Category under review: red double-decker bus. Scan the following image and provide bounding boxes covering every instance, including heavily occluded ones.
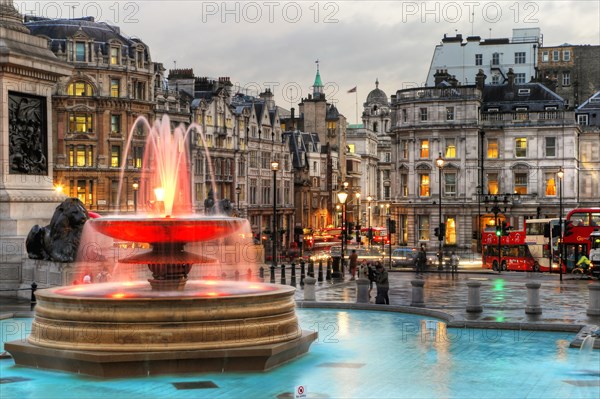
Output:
[482,225,539,272]
[562,208,600,272]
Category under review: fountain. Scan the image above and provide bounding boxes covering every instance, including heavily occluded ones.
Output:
[5,116,317,377]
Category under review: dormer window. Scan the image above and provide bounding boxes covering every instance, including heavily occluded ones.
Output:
[75,42,86,62]
[518,89,531,95]
[110,47,120,65]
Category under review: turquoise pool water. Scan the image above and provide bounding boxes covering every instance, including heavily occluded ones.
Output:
[1,309,599,399]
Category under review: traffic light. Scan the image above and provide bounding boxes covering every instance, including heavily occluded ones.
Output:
[551,224,561,238]
[389,219,397,234]
[367,228,373,240]
[501,221,511,236]
[439,222,446,238]
[495,226,502,237]
[434,227,440,237]
[564,220,574,237]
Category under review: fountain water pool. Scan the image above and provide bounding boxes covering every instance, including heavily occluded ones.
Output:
[2,309,599,399]
[5,116,317,375]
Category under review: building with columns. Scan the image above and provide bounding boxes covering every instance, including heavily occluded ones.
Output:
[389,69,585,253]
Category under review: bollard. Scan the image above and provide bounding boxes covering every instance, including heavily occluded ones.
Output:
[300,260,306,287]
[525,282,542,314]
[308,261,315,278]
[290,262,297,287]
[304,276,317,301]
[466,280,483,313]
[234,270,240,281]
[356,277,370,303]
[270,264,276,283]
[280,264,287,285]
[221,272,227,280]
[317,260,324,282]
[30,282,38,311]
[246,268,252,281]
[259,266,265,280]
[325,259,332,281]
[587,282,600,316]
[410,280,425,307]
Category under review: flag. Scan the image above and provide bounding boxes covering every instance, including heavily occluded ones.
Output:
[347,87,357,93]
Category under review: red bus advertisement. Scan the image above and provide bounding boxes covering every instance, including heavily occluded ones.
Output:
[562,208,600,272]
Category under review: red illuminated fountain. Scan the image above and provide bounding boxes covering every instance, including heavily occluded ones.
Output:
[6,116,317,377]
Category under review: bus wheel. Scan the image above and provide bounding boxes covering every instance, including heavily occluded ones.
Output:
[533,262,540,272]
[492,261,499,271]
[501,261,507,271]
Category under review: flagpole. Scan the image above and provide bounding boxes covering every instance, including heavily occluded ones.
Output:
[355,89,358,125]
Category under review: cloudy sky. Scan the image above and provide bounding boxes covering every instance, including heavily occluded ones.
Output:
[17,0,600,123]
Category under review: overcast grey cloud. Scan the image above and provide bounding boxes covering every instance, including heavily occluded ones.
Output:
[17,0,600,123]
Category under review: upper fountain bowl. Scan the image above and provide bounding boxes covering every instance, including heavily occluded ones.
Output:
[89,216,246,244]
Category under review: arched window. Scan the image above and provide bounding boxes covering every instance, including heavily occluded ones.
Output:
[68,81,93,96]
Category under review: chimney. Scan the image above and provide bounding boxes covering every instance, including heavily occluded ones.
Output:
[434,69,450,86]
[290,107,295,130]
[449,75,458,87]
[507,68,515,90]
[475,69,486,91]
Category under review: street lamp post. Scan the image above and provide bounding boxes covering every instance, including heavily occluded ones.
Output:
[132,179,139,214]
[367,195,373,246]
[557,167,564,282]
[235,185,241,213]
[271,161,279,281]
[336,188,348,279]
[355,192,361,243]
[435,153,445,271]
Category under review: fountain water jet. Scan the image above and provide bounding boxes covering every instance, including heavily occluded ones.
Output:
[6,116,317,376]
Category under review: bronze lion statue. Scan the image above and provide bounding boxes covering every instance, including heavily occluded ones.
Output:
[26,198,89,262]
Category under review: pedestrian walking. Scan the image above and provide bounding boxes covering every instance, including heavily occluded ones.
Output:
[375,262,389,305]
[415,246,427,274]
[450,251,460,273]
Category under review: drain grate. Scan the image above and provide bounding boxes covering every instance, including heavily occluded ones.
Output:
[1,377,32,384]
[172,381,219,390]
[317,362,365,369]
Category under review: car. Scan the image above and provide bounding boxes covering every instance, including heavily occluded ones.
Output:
[381,247,418,268]
[330,245,384,263]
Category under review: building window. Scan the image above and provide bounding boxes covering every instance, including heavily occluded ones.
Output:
[110,145,121,168]
[69,113,93,133]
[446,107,454,121]
[133,146,143,169]
[110,79,120,97]
[76,145,86,167]
[577,114,589,126]
[444,173,456,195]
[515,73,526,84]
[75,42,86,62]
[552,50,560,61]
[111,115,121,134]
[491,75,500,85]
[418,215,430,241]
[487,138,499,159]
[514,172,528,194]
[515,138,527,157]
[545,137,556,157]
[492,53,500,65]
[261,151,271,169]
[514,52,526,64]
[420,108,428,121]
[542,51,549,62]
[562,71,571,86]
[261,179,271,205]
[445,138,456,158]
[249,179,257,205]
[445,216,457,245]
[400,174,408,197]
[249,151,258,168]
[401,140,409,159]
[110,47,119,65]
[475,54,482,66]
[68,81,93,96]
[545,173,557,196]
[487,172,499,195]
[76,180,86,204]
[402,109,407,122]
[563,50,571,61]
[419,140,429,158]
[419,174,430,197]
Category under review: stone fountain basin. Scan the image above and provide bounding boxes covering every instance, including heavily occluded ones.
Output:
[88,216,246,243]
